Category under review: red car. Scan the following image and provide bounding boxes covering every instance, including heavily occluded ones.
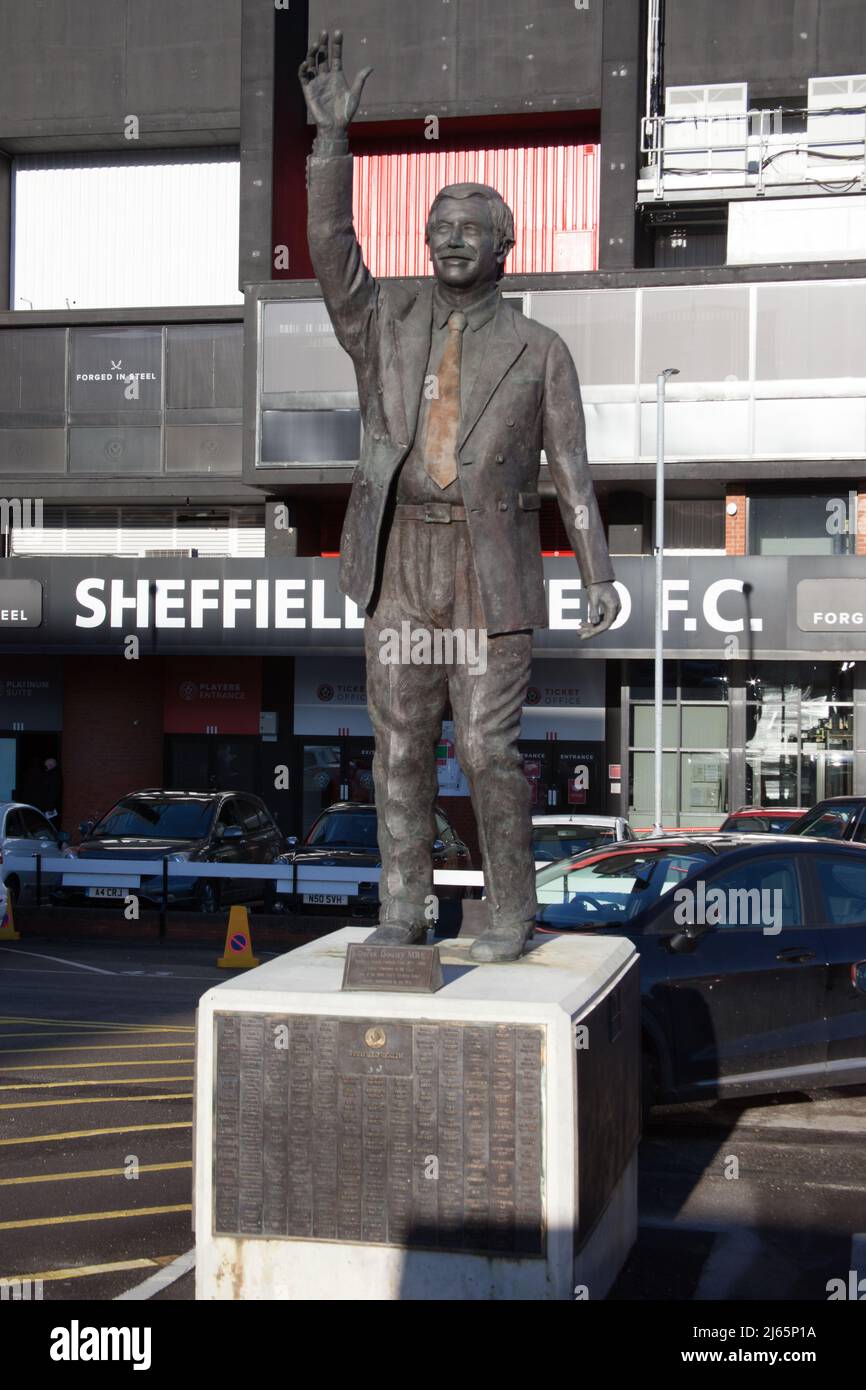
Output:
[718,806,806,834]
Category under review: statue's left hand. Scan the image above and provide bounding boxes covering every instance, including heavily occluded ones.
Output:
[580,581,620,640]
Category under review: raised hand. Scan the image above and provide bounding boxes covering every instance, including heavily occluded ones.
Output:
[298,29,373,134]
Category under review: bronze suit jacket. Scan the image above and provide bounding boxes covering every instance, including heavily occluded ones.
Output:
[306,153,616,635]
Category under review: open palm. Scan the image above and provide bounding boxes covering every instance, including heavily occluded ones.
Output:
[299,29,372,132]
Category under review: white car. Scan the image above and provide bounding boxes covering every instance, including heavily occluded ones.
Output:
[530,814,633,865]
[0,802,66,905]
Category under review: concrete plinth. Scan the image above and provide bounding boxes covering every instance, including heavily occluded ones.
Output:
[194,927,639,1300]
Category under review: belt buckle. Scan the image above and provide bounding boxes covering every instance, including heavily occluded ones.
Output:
[423,502,450,523]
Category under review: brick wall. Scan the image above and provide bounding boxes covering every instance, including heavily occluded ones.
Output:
[62,657,165,840]
[725,493,747,555]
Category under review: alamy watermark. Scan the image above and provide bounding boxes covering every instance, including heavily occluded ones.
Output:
[673,880,783,935]
[378,622,488,674]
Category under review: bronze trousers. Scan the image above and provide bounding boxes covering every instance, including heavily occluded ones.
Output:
[364,512,536,932]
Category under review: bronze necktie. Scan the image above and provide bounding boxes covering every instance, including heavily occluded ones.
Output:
[424,310,467,490]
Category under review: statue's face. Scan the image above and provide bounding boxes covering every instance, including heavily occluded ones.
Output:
[427,194,503,290]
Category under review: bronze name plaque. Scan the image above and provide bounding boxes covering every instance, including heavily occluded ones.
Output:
[341,943,444,994]
[213,1012,544,1256]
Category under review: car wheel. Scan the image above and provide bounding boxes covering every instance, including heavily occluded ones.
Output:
[641,1045,660,1129]
[196,880,220,915]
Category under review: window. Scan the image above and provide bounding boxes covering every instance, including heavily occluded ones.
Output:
[794,807,857,841]
[815,856,866,924]
[746,661,854,806]
[628,661,730,829]
[701,858,802,930]
[20,808,58,841]
[750,495,854,557]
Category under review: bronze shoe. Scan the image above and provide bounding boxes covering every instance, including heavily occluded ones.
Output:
[469,919,534,963]
[364,921,428,946]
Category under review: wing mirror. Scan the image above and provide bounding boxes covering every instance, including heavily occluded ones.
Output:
[286,835,299,848]
[79,820,94,836]
[433,838,445,852]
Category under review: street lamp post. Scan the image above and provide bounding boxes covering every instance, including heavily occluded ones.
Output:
[653,367,680,836]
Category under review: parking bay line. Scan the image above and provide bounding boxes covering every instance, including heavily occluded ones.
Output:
[0,1204,192,1232]
[0,1016,193,1032]
[1,1255,181,1288]
[0,1121,192,1146]
[0,1060,195,1072]
[0,1076,194,1091]
[0,1093,193,1111]
[0,948,115,975]
[0,1042,195,1055]
[0,1161,192,1186]
[115,1247,196,1301]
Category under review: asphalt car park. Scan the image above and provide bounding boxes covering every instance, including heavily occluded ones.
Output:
[0,933,864,1303]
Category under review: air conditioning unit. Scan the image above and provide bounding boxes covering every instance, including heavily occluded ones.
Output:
[664,83,748,183]
[807,74,866,171]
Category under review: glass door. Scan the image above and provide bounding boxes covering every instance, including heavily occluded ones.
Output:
[301,743,343,836]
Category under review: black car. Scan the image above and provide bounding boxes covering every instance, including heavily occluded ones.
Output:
[534,834,866,1113]
[277,801,473,931]
[786,796,866,844]
[58,789,286,912]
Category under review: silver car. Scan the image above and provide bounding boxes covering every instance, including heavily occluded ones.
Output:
[530,813,633,865]
[0,802,66,904]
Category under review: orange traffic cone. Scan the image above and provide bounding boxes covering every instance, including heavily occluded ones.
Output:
[217,905,259,969]
[0,894,20,941]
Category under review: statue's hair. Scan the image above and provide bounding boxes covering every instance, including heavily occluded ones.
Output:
[425,183,516,279]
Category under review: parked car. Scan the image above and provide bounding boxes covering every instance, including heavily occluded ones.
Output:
[0,801,68,904]
[533,833,866,1113]
[719,806,807,834]
[276,801,473,930]
[57,789,286,912]
[786,796,866,843]
[530,813,632,864]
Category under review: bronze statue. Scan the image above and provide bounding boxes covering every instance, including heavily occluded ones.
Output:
[300,31,619,962]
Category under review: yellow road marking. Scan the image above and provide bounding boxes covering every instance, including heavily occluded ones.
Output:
[0,1076,194,1091]
[0,1161,192,1186]
[0,1121,192,1146]
[0,1093,193,1111]
[0,1016,193,1032]
[0,1042,195,1055]
[0,1204,192,1232]
[0,1060,194,1072]
[0,1030,188,1040]
[0,1255,180,1287]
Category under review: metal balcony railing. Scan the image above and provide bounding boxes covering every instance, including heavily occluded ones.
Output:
[639,104,866,200]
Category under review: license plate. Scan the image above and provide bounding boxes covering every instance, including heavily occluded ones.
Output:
[87,886,127,899]
[302,893,348,906]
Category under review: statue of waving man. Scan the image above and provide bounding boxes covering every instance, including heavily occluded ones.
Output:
[300,30,620,962]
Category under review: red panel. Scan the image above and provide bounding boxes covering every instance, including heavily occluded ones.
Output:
[352,142,599,278]
[164,658,262,736]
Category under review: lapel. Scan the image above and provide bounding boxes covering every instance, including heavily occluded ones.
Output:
[392,283,434,445]
[458,298,527,447]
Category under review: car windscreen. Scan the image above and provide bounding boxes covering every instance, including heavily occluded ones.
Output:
[531,826,614,861]
[91,799,216,840]
[305,811,379,849]
[790,807,857,839]
[536,846,716,929]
